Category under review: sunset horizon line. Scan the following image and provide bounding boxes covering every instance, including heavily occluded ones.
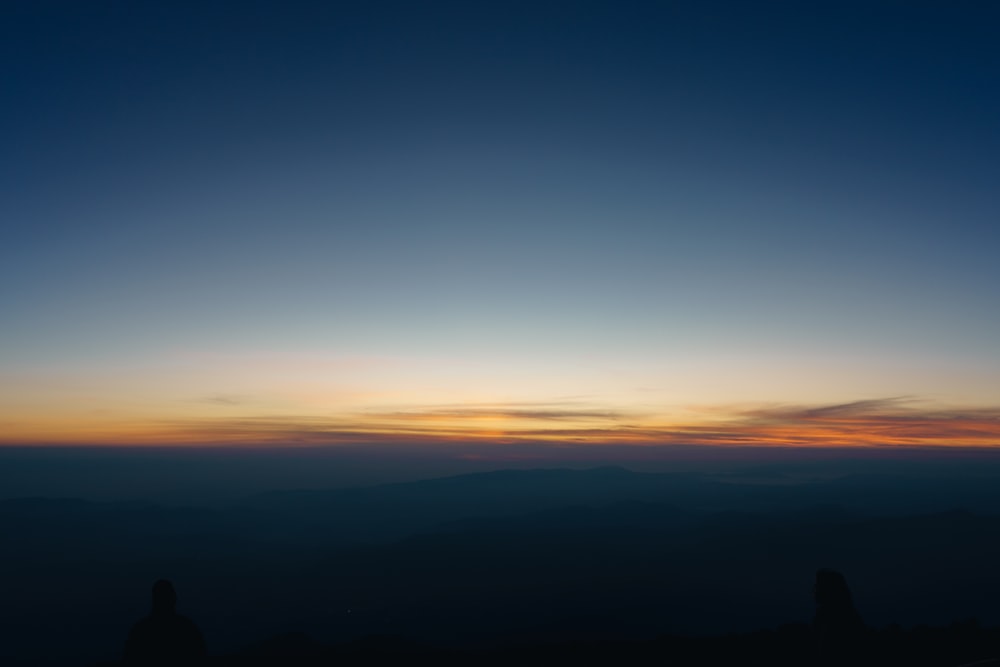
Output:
[6,395,999,450]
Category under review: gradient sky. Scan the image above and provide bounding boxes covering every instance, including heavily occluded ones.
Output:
[3,1,999,450]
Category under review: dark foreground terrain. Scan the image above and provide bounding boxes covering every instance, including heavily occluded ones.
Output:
[86,622,1000,667]
[3,465,1000,666]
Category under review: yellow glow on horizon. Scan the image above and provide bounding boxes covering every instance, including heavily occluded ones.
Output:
[4,397,1000,449]
[3,348,1000,449]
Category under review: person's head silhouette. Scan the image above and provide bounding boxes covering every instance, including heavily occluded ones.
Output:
[151,580,177,615]
[124,579,207,664]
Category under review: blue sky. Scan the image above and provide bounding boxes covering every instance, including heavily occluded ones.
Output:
[2,1,999,448]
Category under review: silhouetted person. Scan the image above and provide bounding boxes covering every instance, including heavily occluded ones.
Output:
[123,579,207,666]
[813,568,866,665]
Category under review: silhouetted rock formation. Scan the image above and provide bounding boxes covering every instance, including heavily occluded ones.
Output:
[813,568,866,665]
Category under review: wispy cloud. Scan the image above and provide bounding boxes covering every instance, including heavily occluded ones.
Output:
[672,398,1000,447]
[367,407,626,422]
[192,393,253,406]
[141,397,1000,449]
[744,397,916,420]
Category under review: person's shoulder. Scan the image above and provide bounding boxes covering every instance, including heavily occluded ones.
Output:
[172,613,202,631]
[127,615,155,636]
[171,613,208,653]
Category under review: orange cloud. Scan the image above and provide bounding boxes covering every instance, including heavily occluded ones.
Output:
[74,397,995,449]
[4,397,999,449]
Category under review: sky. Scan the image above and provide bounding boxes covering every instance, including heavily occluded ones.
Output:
[2,1,1000,452]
